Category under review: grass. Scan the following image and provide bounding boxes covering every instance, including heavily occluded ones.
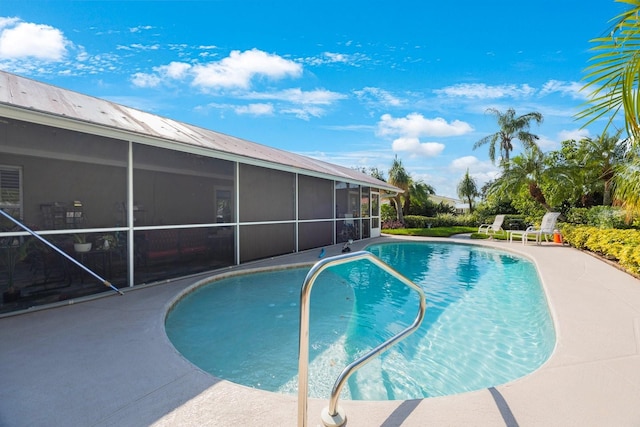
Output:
[382,226,477,237]
[382,227,536,242]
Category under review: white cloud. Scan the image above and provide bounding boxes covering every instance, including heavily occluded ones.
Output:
[540,80,586,99]
[304,51,369,66]
[280,106,326,120]
[129,25,153,33]
[0,17,20,28]
[377,113,473,138]
[245,88,346,105]
[130,72,162,88]
[191,48,302,89]
[392,137,444,157]
[354,87,404,107]
[195,88,344,120]
[448,156,500,191]
[235,103,274,116]
[536,135,559,151]
[450,156,498,176]
[557,128,590,142]
[435,83,535,99]
[0,20,68,61]
[131,61,191,87]
[129,43,160,51]
[324,52,349,63]
[451,156,481,171]
[158,61,192,79]
[131,49,305,91]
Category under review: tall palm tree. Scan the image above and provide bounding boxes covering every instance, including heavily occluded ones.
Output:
[457,169,479,213]
[473,108,543,167]
[388,155,410,223]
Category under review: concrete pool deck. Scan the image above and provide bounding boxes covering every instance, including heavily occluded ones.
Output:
[1,235,640,426]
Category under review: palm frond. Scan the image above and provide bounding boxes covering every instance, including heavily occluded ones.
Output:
[578,0,640,143]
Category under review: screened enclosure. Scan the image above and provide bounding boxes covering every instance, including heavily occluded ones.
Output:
[0,70,394,314]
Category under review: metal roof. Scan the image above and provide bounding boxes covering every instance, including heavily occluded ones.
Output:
[0,71,399,193]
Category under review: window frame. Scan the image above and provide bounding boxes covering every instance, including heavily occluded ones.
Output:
[0,165,23,220]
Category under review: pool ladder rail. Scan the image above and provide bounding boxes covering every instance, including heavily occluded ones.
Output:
[297,250,427,427]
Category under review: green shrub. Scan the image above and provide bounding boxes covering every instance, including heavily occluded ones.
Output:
[453,213,479,227]
[403,214,477,228]
[381,204,396,222]
[566,206,630,228]
[565,208,589,225]
[561,224,640,276]
[404,215,438,228]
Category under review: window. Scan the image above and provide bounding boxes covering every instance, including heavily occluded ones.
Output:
[0,165,22,219]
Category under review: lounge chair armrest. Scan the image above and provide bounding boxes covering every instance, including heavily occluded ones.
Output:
[478,224,491,233]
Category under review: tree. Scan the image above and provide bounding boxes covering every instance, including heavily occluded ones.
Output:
[579,0,640,141]
[578,0,640,215]
[457,169,479,213]
[613,155,640,220]
[488,148,554,211]
[387,156,436,221]
[544,139,597,207]
[579,130,626,206]
[473,108,543,167]
[404,179,435,215]
[388,155,410,223]
[368,167,387,182]
[354,166,387,182]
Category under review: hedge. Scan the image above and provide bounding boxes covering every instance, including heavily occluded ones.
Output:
[561,224,640,277]
[403,214,478,228]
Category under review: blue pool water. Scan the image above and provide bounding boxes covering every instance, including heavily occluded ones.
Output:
[165,242,555,400]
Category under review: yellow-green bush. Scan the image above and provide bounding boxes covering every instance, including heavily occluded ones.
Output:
[561,225,640,276]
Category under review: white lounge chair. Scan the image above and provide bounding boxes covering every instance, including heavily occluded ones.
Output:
[509,212,561,245]
[478,214,505,236]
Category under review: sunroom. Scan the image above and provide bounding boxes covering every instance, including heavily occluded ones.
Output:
[0,71,398,314]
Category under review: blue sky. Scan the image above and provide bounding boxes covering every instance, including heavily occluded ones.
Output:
[0,1,628,198]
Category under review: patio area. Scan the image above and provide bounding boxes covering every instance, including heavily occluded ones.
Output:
[1,235,639,426]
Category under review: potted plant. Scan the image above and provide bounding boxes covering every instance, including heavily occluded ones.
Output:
[97,234,116,250]
[73,234,92,253]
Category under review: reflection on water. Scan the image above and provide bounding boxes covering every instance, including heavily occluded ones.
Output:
[166,242,555,400]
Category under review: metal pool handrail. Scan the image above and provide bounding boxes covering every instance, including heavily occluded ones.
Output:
[297,250,426,427]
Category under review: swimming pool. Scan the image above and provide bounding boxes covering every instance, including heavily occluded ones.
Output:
[165,242,555,400]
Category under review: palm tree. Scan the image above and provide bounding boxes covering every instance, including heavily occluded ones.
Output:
[578,0,640,142]
[578,1,640,216]
[614,155,640,218]
[457,169,479,213]
[404,179,436,215]
[473,108,543,167]
[545,138,600,207]
[488,148,553,211]
[388,155,410,223]
[579,130,626,206]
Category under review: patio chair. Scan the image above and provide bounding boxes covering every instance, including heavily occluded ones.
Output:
[509,212,561,245]
[478,214,505,236]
